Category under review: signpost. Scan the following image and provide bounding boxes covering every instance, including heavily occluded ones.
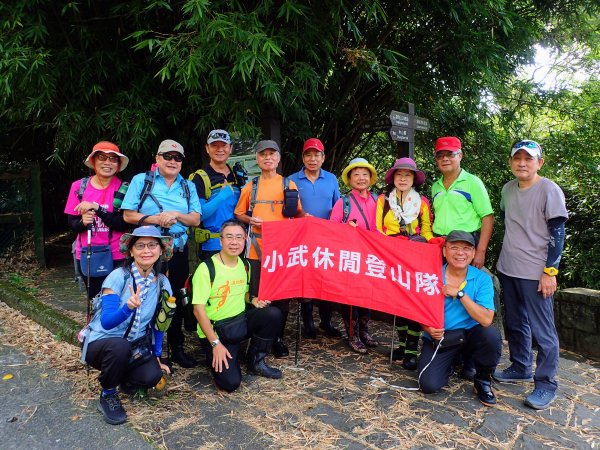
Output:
[388,103,429,159]
[359,102,430,158]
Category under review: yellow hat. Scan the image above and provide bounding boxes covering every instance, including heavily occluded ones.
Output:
[341,158,378,186]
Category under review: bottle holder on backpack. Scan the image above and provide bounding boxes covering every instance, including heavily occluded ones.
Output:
[282,188,299,218]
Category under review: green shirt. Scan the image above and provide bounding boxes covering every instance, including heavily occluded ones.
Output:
[191,255,248,338]
[431,169,493,235]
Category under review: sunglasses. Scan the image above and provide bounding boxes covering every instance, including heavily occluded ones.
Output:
[209,132,230,141]
[434,151,460,160]
[161,153,184,162]
[95,153,120,163]
[512,140,542,152]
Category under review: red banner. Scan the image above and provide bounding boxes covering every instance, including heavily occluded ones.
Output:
[258,217,444,328]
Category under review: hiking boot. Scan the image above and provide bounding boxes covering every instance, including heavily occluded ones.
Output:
[358,317,379,347]
[460,366,476,381]
[170,346,197,368]
[473,378,497,407]
[391,347,405,361]
[493,365,533,383]
[318,304,342,337]
[247,336,283,379]
[402,355,418,371]
[524,388,557,410]
[98,392,127,425]
[301,302,317,339]
[344,317,367,354]
[348,335,368,354]
[272,337,289,358]
[319,321,342,338]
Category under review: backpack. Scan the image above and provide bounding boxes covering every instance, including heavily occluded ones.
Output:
[76,176,124,205]
[249,176,298,218]
[137,170,191,213]
[189,163,246,200]
[341,192,378,224]
[184,256,251,307]
[188,165,244,244]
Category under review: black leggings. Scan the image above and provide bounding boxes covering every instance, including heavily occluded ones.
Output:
[86,337,163,390]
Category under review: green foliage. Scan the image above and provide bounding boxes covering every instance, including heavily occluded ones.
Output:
[0,0,598,287]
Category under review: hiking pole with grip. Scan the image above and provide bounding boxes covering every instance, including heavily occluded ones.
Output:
[86,223,92,322]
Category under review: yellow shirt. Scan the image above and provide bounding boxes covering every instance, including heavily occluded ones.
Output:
[375,194,433,240]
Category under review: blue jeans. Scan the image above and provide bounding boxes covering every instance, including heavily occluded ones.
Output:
[500,273,559,392]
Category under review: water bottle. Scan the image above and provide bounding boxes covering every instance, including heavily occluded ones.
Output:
[113,182,130,209]
[154,290,177,332]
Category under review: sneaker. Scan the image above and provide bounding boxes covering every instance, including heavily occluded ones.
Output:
[97,392,127,425]
[493,365,533,382]
[524,388,557,410]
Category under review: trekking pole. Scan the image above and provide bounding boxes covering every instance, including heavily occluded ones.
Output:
[245,226,253,259]
[295,300,301,365]
[389,315,396,366]
[86,224,92,322]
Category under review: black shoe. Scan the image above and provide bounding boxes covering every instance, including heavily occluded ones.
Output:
[98,392,127,425]
[170,346,197,368]
[302,324,317,339]
[474,378,497,407]
[460,366,476,381]
[119,382,137,396]
[402,355,418,371]
[248,355,283,379]
[272,338,289,358]
[319,321,342,338]
[391,347,405,361]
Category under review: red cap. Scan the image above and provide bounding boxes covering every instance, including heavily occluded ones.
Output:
[302,138,324,153]
[434,136,462,153]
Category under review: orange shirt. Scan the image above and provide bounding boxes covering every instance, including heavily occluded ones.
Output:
[234,174,303,259]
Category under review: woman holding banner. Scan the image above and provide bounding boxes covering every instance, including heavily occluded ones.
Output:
[376,158,443,369]
[330,158,380,354]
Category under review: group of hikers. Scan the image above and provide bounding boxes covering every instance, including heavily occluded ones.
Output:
[64,131,567,425]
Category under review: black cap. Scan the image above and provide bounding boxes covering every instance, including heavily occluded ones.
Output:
[445,230,476,247]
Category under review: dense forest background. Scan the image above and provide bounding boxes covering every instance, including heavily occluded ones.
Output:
[1,1,598,288]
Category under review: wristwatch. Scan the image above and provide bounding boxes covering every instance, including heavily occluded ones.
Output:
[543,267,559,276]
[210,339,221,348]
[456,290,465,300]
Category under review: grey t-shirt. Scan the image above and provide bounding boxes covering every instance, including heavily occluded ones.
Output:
[497,177,568,280]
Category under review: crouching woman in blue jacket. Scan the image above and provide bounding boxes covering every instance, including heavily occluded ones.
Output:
[82,226,174,425]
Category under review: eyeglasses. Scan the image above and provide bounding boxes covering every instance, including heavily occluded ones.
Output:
[160,153,184,162]
[133,242,160,250]
[209,132,230,142]
[435,151,461,160]
[446,245,474,253]
[222,234,245,242]
[95,153,120,163]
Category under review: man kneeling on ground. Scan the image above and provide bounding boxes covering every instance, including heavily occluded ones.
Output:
[418,230,502,406]
[192,220,282,392]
